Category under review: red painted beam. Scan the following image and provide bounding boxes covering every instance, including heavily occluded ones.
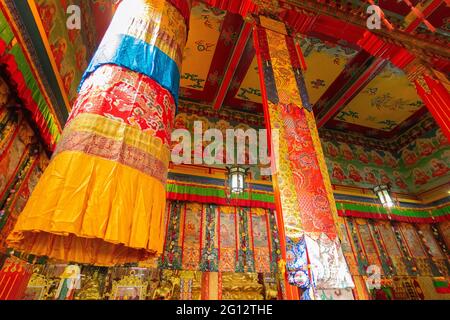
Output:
[295,41,307,71]
[357,31,415,69]
[201,0,257,17]
[213,22,252,110]
[404,0,442,33]
[414,75,450,141]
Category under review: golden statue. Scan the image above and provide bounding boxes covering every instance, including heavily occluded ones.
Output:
[221,273,264,300]
[264,285,279,300]
[152,270,181,300]
[277,259,286,277]
[75,271,102,300]
[152,279,174,300]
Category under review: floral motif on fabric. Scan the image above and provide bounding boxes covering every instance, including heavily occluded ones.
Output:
[200,205,219,272]
[236,208,255,273]
[160,203,183,269]
[286,236,311,289]
[69,65,175,146]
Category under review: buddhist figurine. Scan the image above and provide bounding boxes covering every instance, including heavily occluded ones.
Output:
[55,265,81,300]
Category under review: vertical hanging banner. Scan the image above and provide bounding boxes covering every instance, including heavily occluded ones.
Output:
[254,20,353,296]
[7,0,191,265]
[252,208,271,273]
[200,205,219,272]
[334,216,359,276]
[267,209,281,274]
[236,207,256,273]
[219,206,237,272]
[356,219,382,272]
[400,223,432,275]
[182,202,202,270]
[160,202,183,269]
[375,221,407,275]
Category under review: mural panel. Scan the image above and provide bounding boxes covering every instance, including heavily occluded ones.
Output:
[35,0,96,104]
[399,127,450,194]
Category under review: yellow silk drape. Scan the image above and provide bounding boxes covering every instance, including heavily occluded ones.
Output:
[7,0,190,265]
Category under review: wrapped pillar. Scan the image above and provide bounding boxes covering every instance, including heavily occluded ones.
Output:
[254,19,354,299]
[7,0,191,266]
[408,67,450,141]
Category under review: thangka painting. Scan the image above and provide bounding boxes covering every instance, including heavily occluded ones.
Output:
[219,207,237,272]
[399,223,433,276]
[251,212,271,273]
[399,223,427,258]
[161,201,279,274]
[354,220,381,273]
[182,203,202,271]
[416,224,444,259]
[439,221,450,249]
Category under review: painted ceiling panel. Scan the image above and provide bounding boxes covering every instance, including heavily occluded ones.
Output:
[334,63,424,131]
[17,0,441,142]
[300,37,357,105]
[234,56,261,104]
[222,34,262,113]
[180,2,226,91]
[179,2,243,105]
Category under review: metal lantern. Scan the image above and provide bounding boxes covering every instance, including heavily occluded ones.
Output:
[373,184,394,208]
[226,166,249,194]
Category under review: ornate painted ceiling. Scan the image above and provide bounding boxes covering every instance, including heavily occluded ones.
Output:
[175,2,440,139]
[328,62,427,137]
[2,0,448,145]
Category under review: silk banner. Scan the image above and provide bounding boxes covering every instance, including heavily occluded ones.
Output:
[7,0,191,265]
[254,24,353,294]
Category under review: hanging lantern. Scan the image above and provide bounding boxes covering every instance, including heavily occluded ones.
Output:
[373,184,394,208]
[226,166,249,195]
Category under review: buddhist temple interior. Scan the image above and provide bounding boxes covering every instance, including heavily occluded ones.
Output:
[0,0,449,301]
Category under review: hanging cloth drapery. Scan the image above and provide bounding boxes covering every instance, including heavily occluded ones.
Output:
[7,0,191,266]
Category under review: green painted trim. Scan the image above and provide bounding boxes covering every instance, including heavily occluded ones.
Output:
[166,183,275,203]
[12,0,68,123]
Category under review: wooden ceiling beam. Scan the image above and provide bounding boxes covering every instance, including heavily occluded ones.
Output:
[281,0,450,59]
[315,51,386,128]
[213,22,253,110]
[403,0,442,33]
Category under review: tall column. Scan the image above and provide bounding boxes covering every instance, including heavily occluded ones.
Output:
[7,0,191,266]
[405,61,450,141]
[254,18,354,300]
[0,256,32,300]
